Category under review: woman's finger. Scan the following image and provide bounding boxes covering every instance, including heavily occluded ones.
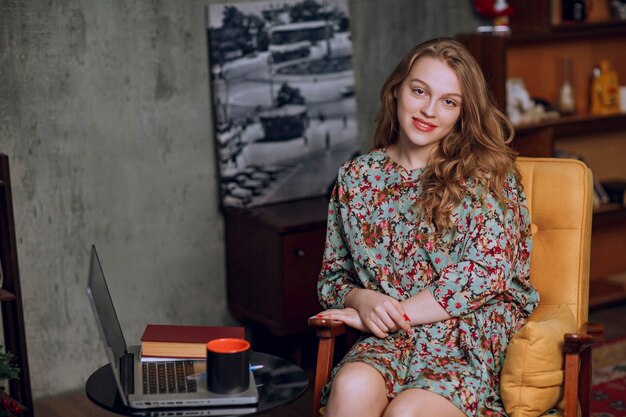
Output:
[364,318,388,338]
[370,300,409,334]
[375,308,398,331]
[388,304,413,333]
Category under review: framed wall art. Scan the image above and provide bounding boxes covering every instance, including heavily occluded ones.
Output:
[206,0,359,209]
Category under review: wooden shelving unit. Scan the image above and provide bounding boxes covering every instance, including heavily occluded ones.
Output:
[0,153,33,417]
[593,204,626,226]
[458,0,626,307]
[516,113,626,139]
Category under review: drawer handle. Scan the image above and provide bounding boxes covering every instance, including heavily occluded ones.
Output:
[294,248,306,257]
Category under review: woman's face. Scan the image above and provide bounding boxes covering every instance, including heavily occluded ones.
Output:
[394,56,462,156]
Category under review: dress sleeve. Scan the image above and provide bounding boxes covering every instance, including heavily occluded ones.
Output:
[427,177,532,317]
[317,173,360,310]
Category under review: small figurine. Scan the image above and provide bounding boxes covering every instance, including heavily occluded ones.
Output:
[506,78,559,125]
[590,60,621,115]
[474,0,514,26]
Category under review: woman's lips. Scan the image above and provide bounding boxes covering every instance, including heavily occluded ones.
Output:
[412,117,436,132]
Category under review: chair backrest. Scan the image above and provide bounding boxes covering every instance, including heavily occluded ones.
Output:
[517,157,593,329]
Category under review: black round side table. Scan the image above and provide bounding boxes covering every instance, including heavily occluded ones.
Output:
[86,351,309,416]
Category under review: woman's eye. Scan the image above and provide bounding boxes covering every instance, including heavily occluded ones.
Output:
[443,98,457,107]
[413,87,426,96]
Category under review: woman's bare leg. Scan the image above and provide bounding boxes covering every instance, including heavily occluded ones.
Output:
[324,362,389,417]
[383,388,465,417]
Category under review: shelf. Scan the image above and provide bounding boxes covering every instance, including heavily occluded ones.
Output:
[471,21,626,44]
[512,21,626,42]
[457,29,625,120]
[515,113,626,139]
[589,279,626,309]
[0,289,16,302]
[508,0,626,37]
[589,268,626,309]
[551,19,626,34]
[593,204,626,227]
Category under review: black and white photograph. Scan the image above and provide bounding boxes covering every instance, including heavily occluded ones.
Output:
[207,0,359,209]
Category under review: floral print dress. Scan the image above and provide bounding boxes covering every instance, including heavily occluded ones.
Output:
[318,149,539,416]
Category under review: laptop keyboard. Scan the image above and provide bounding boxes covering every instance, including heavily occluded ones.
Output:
[142,361,198,394]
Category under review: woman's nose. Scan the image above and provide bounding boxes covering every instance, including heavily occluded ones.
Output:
[420,99,435,117]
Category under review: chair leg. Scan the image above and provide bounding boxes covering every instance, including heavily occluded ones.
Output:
[564,352,579,417]
[579,347,592,417]
[312,336,336,417]
[563,325,604,417]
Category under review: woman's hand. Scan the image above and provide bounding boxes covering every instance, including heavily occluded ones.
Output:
[315,307,369,333]
[346,289,412,338]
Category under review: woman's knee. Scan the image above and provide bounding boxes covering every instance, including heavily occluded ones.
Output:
[383,389,465,417]
[330,362,387,398]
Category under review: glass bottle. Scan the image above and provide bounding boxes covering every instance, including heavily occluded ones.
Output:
[562,0,587,21]
[558,57,576,116]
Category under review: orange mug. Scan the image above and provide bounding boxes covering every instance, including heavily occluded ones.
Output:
[206,338,250,394]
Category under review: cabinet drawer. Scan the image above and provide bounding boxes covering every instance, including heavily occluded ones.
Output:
[280,228,326,333]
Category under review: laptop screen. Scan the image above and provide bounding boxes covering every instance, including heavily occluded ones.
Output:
[86,245,128,388]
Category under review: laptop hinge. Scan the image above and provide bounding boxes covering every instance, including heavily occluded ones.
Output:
[120,352,135,395]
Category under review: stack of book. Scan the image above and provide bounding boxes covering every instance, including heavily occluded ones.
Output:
[602,180,626,206]
[140,324,245,360]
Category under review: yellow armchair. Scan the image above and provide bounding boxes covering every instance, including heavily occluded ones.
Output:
[309,157,604,417]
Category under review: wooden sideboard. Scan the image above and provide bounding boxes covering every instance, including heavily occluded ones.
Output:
[225,197,328,337]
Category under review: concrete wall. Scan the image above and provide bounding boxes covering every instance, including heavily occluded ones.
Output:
[0,0,482,398]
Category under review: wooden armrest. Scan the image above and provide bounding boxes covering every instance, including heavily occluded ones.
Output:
[564,322,604,354]
[563,322,604,417]
[309,317,347,417]
[308,317,347,338]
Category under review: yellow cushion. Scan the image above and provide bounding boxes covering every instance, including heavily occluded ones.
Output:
[500,304,577,417]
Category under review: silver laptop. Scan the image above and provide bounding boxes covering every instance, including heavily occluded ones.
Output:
[86,245,259,410]
[130,404,258,417]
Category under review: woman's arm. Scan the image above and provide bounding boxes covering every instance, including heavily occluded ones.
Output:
[318,169,412,338]
[318,182,410,337]
[413,179,531,322]
[317,177,360,310]
[399,290,451,325]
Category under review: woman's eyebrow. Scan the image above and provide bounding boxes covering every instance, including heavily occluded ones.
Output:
[409,78,462,98]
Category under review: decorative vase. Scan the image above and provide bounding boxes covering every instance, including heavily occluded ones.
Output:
[558,57,576,116]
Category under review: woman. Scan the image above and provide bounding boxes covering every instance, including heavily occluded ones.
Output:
[315,37,539,417]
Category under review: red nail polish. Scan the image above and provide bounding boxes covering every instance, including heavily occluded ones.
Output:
[403,314,411,322]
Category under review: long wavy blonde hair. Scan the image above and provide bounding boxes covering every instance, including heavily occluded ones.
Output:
[373,37,520,231]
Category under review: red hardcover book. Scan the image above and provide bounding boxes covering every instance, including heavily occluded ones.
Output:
[140,324,245,359]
